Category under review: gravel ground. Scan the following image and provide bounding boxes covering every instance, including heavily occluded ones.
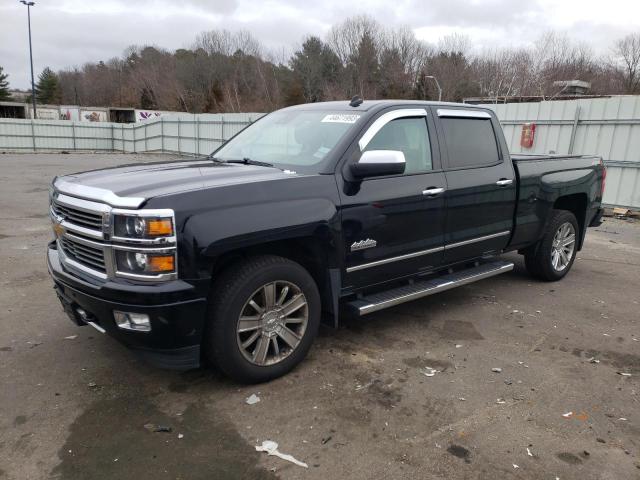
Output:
[0,153,639,480]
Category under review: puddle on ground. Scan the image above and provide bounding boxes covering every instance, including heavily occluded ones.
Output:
[52,396,276,480]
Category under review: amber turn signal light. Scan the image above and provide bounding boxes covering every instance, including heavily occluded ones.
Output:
[147,219,173,236]
[148,255,175,272]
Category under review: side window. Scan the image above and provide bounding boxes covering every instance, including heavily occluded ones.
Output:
[441,117,500,168]
[364,117,432,174]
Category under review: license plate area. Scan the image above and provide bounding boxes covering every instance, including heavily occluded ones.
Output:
[54,284,92,327]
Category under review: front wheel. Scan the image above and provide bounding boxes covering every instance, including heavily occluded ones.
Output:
[205,255,320,383]
[524,209,579,281]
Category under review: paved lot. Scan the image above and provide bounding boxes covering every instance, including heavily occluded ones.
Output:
[0,153,639,480]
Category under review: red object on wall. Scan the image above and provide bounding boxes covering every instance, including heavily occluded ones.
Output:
[520,123,536,148]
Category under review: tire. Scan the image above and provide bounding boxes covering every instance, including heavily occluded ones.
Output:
[205,255,320,383]
[524,209,579,282]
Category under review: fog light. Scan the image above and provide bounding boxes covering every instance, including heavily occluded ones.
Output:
[113,311,151,332]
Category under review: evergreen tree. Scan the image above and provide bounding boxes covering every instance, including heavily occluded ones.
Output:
[290,37,340,103]
[347,31,380,98]
[0,66,11,101]
[35,67,61,104]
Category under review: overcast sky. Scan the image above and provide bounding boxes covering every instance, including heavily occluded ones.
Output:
[1,0,640,89]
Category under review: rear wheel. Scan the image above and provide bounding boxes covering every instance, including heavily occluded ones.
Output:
[524,209,579,281]
[205,255,320,383]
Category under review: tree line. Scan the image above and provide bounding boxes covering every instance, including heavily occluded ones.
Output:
[3,15,640,111]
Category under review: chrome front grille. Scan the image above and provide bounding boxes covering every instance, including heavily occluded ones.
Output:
[50,182,177,282]
[59,236,106,272]
[52,200,103,230]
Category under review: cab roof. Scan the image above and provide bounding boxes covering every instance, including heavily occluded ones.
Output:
[280,99,490,113]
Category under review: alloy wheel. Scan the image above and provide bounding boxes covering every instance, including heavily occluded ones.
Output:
[236,281,309,366]
[551,221,576,271]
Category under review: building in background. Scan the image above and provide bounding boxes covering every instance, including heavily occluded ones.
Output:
[0,101,28,119]
[0,101,177,123]
[464,79,598,105]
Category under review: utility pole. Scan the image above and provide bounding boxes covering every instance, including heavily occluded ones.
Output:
[425,75,442,102]
[20,1,37,119]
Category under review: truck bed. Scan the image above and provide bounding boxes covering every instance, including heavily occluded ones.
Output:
[508,153,604,251]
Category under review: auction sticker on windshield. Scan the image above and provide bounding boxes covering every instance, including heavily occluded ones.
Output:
[321,114,360,123]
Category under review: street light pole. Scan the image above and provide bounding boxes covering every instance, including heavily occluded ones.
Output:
[425,75,442,102]
[20,1,37,119]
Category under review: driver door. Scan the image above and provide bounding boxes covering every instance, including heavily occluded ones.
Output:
[338,108,447,290]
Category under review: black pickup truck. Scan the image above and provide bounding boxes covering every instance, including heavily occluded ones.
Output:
[47,99,605,382]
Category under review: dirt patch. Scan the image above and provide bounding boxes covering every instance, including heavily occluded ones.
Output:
[10,270,50,285]
[334,405,373,425]
[24,187,49,194]
[437,319,485,340]
[338,318,402,348]
[556,452,583,465]
[447,444,471,463]
[13,416,27,426]
[365,379,402,408]
[570,348,640,374]
[167,369,216,393]
[51,397,276,480]
[420,397,457,428]
[402,357,453,372]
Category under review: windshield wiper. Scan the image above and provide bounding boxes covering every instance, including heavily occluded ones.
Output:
[225,157,274,168]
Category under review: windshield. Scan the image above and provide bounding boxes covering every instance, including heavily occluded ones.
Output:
[213,110,362,173]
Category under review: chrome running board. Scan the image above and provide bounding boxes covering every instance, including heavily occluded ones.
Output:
[347,260,514,316]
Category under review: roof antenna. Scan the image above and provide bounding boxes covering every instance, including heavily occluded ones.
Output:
[349,95,363,107]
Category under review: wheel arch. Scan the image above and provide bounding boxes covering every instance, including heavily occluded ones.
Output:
[206,235,341,327]
[552,193,588,250]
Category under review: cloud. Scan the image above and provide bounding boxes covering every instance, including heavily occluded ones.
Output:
[1,0,639,89]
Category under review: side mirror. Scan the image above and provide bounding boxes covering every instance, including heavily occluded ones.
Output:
[350,150,406,178]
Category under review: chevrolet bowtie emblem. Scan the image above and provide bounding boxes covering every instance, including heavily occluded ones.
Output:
[53,221,65,238]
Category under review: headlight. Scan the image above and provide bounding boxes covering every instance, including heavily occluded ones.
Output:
[115,249,177,278]
[113,211,174,240]
[111,209,177,281]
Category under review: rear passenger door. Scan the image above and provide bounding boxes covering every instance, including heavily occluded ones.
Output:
[434,108,516,265]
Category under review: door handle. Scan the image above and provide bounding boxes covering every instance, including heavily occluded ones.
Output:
[496,178,513,186]
[422,187,445,196]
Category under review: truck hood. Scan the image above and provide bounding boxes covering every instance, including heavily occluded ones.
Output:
[54,159,297,207]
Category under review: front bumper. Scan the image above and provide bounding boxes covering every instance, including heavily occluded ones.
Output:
[47,242,208,370]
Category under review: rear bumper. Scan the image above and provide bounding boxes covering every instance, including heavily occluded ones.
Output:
[47,242,208,370]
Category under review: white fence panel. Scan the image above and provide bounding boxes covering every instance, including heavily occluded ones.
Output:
[0,119,34,150]
[0,113,262,156]
[487,96,640,208]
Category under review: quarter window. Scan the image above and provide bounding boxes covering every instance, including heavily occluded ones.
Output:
[441,117,500,168]
[363,117,432,174]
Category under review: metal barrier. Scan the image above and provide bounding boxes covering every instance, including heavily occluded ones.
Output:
[0,113,262,156]
[2,100,638,208]
[487,97,640,209]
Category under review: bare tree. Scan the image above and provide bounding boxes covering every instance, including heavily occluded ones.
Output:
[327,15,382,66]
[613,33,640,93]
[53,17,628,113]
[438,33,471,57]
